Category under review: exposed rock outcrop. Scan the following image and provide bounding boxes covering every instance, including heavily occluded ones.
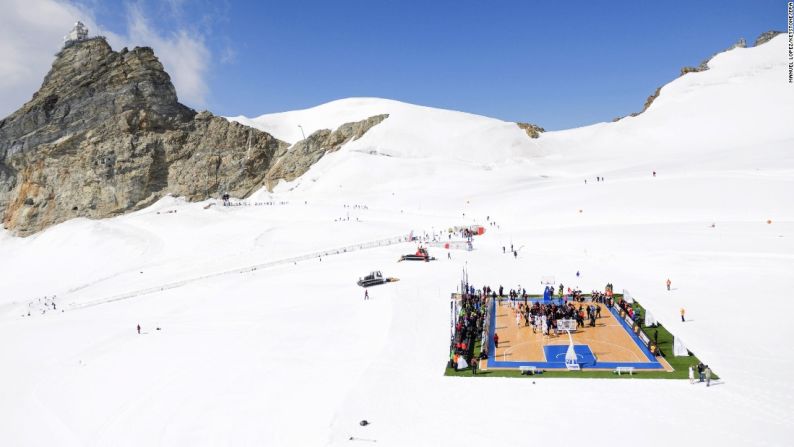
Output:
[516,122,545,139]
[264,114,389,189]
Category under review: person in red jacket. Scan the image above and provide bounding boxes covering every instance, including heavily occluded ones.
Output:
[494,333,499,349]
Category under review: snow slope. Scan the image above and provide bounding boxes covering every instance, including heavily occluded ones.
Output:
[1,35,793,446]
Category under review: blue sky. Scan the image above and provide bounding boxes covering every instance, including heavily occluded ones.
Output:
[87,0,783,130]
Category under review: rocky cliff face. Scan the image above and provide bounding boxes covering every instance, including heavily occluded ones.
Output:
[0,37,386,236]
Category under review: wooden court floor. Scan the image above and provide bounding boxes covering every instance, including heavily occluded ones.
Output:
[490,301,669,369]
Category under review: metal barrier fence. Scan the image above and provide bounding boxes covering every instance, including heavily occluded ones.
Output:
[67,234,412,311]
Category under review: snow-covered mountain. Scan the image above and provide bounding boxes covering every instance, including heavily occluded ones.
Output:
[0,34,792,446]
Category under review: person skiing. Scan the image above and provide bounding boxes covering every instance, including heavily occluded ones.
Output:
[666,278,672,291]
[364,290,369,300]
[137,324,141,334]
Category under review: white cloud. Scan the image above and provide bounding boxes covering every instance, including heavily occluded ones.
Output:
[121,2,210,107]
[0,0,211,119]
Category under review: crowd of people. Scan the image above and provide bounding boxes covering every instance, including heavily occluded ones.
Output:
[22,295,60,317]
[504,297,608,335]
[221,193,290,207]
[689,362,713,386]
[450,287,489,374]
[343,204,369,210]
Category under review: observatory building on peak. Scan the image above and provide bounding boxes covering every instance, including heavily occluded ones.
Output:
[64,21,89,46]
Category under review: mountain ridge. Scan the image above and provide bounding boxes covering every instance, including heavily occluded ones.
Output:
[0,36,388,236]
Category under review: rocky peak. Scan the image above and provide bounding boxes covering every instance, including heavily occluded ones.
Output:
[0,36,290,236]
[2,37,193,160]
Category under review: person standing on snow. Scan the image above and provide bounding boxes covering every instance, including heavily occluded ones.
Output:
[666,278,672,291]
[364,290,369,301]
[680,308,685,322]
[137,324,141,334]
[688,365,694,384]
[705,366,712,387]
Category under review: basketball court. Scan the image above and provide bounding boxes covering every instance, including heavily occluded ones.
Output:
[485,299,671,371]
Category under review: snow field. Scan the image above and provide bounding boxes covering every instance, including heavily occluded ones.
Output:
[1,35,793,446]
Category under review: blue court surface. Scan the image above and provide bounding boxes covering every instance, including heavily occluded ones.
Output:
[543,345,596,368]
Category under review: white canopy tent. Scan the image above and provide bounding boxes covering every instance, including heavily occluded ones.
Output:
[673,336,689,356]
[644,309,658,326]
